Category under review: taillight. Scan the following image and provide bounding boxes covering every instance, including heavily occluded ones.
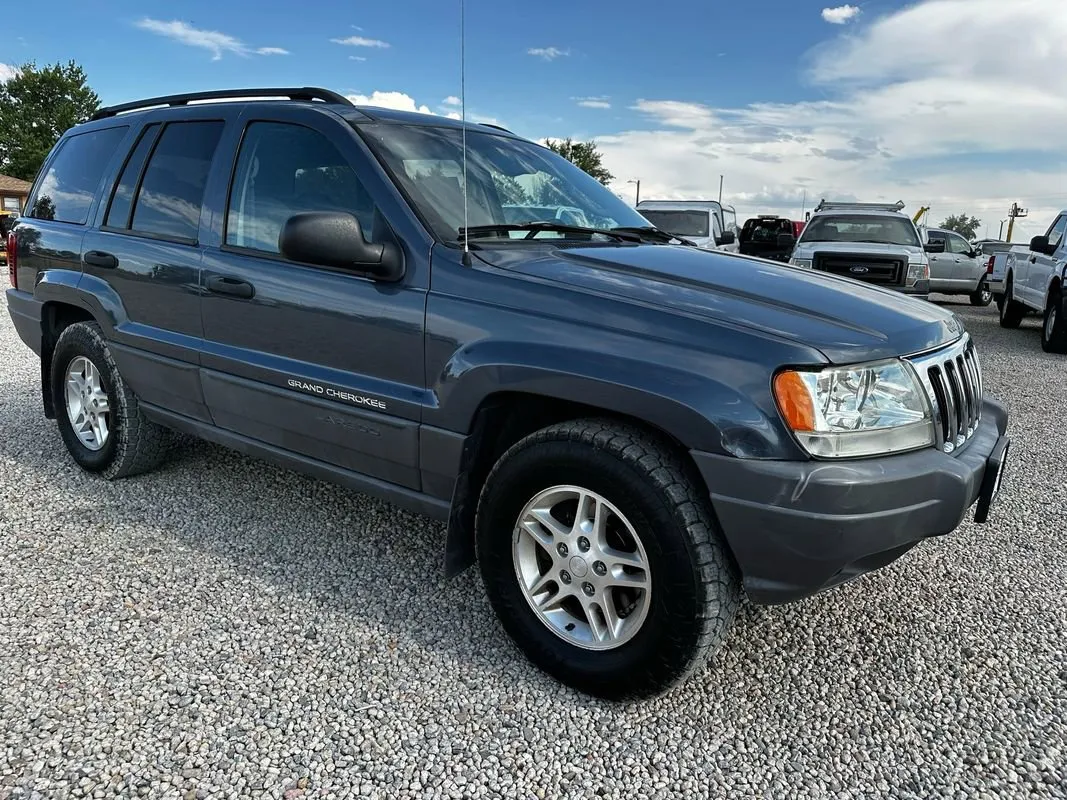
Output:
[986,256,995,274]
[5,231,15,289]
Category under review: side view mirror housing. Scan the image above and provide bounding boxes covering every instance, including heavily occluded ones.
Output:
[924,240,946,254]
[1030,235,1053,256]
[279,212,404,281]
[777,233,796,248]
[717,231,736,246]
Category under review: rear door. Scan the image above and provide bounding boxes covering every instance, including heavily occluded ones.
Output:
[925,230,952,285]
[197,106,429,489]
[81,110,229,422]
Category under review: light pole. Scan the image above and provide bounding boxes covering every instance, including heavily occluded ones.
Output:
[998,219,1008,239]
[627,179,641,206]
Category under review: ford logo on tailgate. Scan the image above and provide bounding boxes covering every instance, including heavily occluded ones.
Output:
[850,266,869,274]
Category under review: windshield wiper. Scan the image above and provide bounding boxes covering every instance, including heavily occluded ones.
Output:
[458,222,643,244]
[611,226,697,246]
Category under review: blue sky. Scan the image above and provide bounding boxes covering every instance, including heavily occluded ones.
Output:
[5,0,1067,240]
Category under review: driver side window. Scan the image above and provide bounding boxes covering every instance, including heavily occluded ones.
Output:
[226,121,376,256]
[947,233,971,255]
[1046,215,1067,251]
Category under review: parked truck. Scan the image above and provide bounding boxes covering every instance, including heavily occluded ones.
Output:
[994,211,1067,353]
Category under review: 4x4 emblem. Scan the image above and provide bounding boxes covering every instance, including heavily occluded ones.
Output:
[850,266,869,274]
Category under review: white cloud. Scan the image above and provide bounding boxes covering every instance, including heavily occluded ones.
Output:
[332,35,390,48]
[134,18,287,60]
[574,0,1067,241]
[574,96,611,109]
[527,46,569,61]
[821,5,860,24]
[0,63,17,82]
[347,91,433,114]
[443,96,461,107]
[349,56,367,62]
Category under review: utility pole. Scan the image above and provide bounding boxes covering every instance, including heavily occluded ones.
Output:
[1005,202,1028,243]
[800,190,807,220]
[627,178,641,206]
[718,175,724,205]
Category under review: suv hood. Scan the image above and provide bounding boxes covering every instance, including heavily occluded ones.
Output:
[794,240,926,260]
[475,244,963,363]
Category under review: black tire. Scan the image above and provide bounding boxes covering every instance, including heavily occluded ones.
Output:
[970,281,992,307]
[1041,288,1067,354]
[475,418,740,700]
[999,276,1025,328]
[51,321,171,479]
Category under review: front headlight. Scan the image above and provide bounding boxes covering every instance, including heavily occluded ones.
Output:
[773,359,935,458]
[907,261,930,282]
[790,257,813,269]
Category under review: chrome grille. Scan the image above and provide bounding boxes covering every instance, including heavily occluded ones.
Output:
[907,334,983,453]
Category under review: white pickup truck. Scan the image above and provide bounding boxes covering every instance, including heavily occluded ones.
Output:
[995,211,1067,353]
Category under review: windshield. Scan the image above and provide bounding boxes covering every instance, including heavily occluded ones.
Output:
[799,214,920,247]
[358,123,649,241]
[637,210,710,238]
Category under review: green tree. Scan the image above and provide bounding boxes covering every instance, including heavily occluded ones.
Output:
[544,137,614,185]
[0,61,100,181]
[940,213,981,240]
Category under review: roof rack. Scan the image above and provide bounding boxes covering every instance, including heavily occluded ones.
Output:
[91,87,353,121]
[813,199,906,214]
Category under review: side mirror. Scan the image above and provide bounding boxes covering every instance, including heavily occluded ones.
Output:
[279,212,403,281]
[924,240,945,254]
[1030,235,1052,255]
[717,231,736,246]
[777,233,796,248]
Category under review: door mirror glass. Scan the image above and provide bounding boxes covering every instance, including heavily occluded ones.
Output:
[717,230,735,246]
[279,212,403,280]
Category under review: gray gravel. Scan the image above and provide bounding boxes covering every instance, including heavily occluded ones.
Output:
[0,296,1065,800]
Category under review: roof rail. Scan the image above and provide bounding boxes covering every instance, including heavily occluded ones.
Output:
[91,87,353,121]
[813,199,906,214]
[478,122,513,133]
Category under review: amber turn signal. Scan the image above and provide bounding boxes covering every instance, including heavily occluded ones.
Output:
[773,371,816,432]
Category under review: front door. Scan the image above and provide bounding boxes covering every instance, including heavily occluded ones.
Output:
[926,231,953,286]
[197,108,429,489]
[945,231,978,286]
[1026,214,1067,307]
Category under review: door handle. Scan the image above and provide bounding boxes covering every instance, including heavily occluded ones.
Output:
[206,275,255,299]
[83,250,117,269]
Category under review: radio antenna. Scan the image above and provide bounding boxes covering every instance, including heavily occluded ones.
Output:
[460,0,469,258]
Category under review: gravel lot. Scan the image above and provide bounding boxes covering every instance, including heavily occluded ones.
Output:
[0,297,1065,800]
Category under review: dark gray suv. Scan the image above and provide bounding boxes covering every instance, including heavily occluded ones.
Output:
[5,87,1011,699]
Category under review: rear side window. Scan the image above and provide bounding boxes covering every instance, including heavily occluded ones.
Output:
[104,124,161,229]
[130,121,224,241]
[29,126,128,224]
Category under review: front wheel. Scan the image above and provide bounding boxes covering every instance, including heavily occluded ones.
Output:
[970,281,992,307]
[475,419,739,700]
[1042,289,1067,353]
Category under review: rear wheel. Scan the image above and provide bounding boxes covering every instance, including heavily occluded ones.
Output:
[51,321,171,479]
[475,419,739,700]
[999,276,1025,328]
[970,281,992,307]
[1042,288,1067,353]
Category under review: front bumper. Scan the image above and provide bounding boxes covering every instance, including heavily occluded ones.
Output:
[693,398,1009,605]
[5,288,43,355]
